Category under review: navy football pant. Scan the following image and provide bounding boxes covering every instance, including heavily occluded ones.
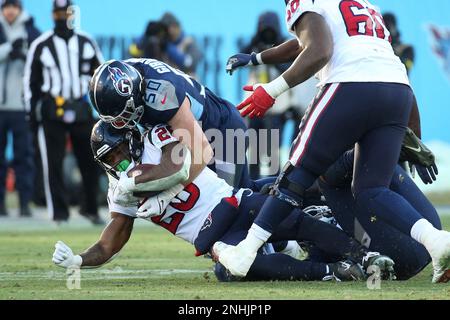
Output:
[320,163,442,280]
[198,192,366,281]
[254,82,416,234]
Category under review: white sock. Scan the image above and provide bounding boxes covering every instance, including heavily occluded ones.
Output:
[242,224,272,252]
[410,219,439,249]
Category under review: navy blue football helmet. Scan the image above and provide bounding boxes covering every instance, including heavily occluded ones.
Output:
[90,120,143,179]
[89,60,145,129]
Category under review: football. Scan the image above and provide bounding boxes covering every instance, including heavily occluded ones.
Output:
[127,164,156,178]
[127,164,160,198]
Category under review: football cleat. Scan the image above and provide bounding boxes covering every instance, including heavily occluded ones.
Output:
[427,231,450,284]
[214,263,243,282]
[212,241,256,277]
[362,252,396,280]
[324,260,366,282]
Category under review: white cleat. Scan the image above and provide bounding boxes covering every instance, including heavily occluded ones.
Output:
[212,241,257,277]
[429,231,450,284]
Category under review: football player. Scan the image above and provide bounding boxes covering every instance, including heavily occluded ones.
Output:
[216,132,443,282]
[88,59,254,191]
[316,130,442,281]
[52,121,395,282]
[216,0,450,283]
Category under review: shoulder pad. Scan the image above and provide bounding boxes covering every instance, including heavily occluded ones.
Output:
[144,79,181,112]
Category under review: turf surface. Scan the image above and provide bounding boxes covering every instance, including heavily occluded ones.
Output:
[0,213,449,300]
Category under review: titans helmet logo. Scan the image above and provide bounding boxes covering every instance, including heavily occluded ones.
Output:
[108,66,133,97]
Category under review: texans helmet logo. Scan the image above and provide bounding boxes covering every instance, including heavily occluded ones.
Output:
[108,66,133,97]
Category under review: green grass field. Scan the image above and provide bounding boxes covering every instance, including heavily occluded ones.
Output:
[0,213,449,300]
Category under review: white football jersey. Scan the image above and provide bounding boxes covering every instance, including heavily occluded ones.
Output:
[285,0,410,87]
[108,124,234,245]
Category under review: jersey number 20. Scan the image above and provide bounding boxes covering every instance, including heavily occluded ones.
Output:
[151,184,200,234]
[339,0,391,42]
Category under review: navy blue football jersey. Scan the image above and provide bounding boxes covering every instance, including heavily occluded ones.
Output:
[126,58,232,130]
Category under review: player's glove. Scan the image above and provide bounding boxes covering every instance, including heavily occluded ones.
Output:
[137,184,184,219]
[112,172,140,207]
[415,164,438,185]
[52,241,82,269]
[237,76,289,119]
[400,128,438,185]
[226,52,260,75]
[237,85,275,119]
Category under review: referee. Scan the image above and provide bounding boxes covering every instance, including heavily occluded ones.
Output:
[24,0,104,224]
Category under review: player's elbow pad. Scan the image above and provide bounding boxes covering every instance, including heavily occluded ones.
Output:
[133,147,191,192]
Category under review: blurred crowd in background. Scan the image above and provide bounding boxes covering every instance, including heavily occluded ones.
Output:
[0,0,415,224]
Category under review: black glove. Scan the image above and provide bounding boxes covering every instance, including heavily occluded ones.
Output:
[400,128,438,184]
[12,38,25,50]
[415,164,438,185]
[9,38,26,61]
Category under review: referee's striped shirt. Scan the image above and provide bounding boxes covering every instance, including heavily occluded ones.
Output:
[23,30,104,113]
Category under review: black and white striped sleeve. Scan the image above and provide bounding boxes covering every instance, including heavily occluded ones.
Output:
[23,36,45,113]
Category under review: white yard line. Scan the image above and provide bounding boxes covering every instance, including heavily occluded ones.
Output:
[0,268,212,282]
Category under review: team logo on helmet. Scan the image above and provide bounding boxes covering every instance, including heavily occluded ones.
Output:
[108,66,133,97]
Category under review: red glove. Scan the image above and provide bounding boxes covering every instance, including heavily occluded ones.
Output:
[236,85,276,119]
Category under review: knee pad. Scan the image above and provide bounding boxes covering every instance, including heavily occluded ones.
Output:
[253,177,278,193]
[271,163,307,207]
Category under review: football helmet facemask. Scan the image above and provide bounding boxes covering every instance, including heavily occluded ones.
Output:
[90,120,143,179]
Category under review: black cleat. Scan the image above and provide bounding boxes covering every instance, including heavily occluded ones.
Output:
[325,260,366,282]
[362,252,396,280]
[214,263,243,282]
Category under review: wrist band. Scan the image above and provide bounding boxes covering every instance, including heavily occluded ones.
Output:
[251,52,263,66]
[264,76,290,98]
